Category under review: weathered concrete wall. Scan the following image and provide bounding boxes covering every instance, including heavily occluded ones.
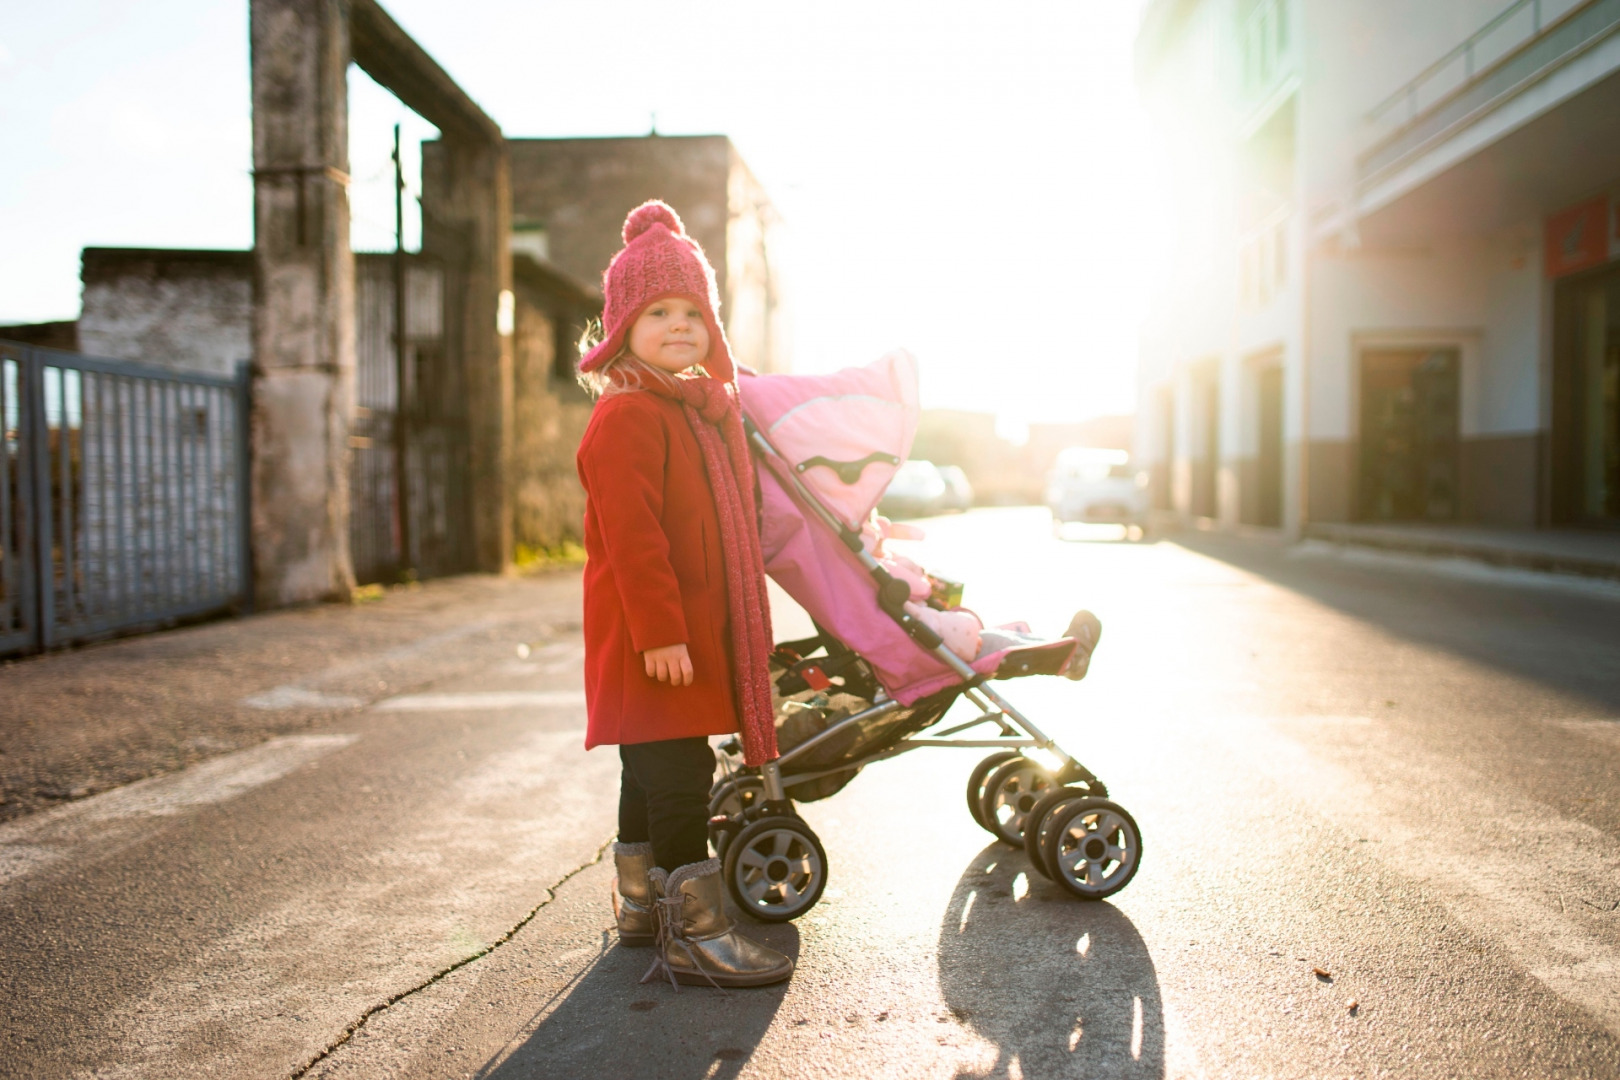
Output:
[501,135,790,373]
[511,298,590,552]
[0,321,78,350]
[79,249,251,376]
[250,0,357,607]
[506,135,731,293]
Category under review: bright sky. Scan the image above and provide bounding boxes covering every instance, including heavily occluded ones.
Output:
[0,0,1161,430]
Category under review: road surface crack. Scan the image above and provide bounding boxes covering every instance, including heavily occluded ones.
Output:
[289,838,612,1079]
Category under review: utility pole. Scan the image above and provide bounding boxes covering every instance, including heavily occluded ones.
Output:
[392,122,413,578]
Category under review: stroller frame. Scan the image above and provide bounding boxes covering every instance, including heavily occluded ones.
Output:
[745,419,1099,799]
[701,420,1138,921]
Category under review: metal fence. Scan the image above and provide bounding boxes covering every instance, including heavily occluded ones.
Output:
[0,341,250,657]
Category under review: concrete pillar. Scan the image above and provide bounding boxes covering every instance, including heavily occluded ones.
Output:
[422,140,515,573]
[249,0,356,605]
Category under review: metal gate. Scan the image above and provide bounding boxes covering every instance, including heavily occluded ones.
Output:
[0,340,250,657]
[350,254,472,585]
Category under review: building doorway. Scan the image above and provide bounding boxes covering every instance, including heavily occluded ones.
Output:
[1552,264,1620,527]
[1153,384,1175,511]
[1257,365,1284,527]
[1358,348,1459,522]
[1190,364,1220,519]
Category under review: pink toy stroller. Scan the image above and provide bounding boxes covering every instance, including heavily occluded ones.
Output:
[707,351,1142,921]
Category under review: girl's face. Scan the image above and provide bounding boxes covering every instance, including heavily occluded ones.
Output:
[627,296,710,374]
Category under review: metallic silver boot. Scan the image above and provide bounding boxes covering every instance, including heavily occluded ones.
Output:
[642,859,793,988]
[612,841,656,947]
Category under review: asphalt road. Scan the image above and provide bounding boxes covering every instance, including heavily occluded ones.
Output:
[4,508,1620,1079]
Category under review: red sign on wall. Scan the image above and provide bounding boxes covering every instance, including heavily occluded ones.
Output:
[1545,196,1610,278]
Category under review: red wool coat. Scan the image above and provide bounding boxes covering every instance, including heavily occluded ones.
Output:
[576,390,739,748]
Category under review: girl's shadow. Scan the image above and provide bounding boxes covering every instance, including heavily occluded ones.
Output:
[477,917,798,1080]
[938,844,1165,1079]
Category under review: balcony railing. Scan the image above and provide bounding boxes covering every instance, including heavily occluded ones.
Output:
[1361,0,1620,181]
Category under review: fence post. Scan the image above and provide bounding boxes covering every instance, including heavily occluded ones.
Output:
[236,360,255,614]
[23,350,56,649]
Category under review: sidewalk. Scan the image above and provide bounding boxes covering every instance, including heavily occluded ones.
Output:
[0,571,584,824]
[1303,522,1620,582]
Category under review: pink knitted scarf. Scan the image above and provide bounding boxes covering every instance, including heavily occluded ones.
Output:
[644,376,778,766]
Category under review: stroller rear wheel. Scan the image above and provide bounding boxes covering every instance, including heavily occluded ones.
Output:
[709,775,765,819]
[966,751,1021,833]
[723,814,828,922]
[708,776,766,861]
[1022,787,1094,880]
[980,757,1057,846]
[1042,797,1142,900]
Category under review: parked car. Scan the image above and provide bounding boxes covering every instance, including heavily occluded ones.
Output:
[880,459,949,518]
[936,465,974,512]
[1046,447,1147,528]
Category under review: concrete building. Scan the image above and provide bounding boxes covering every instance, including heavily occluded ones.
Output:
[492,135,791,375]
[1135,0,1620,536]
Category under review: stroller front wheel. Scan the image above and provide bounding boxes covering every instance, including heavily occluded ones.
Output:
[723,814,828,922]
[1043,797,1142,900]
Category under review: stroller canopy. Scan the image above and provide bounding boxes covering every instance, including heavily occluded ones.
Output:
[738,350,919,530]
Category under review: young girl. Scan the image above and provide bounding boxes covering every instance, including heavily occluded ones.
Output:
[574,200,791,988]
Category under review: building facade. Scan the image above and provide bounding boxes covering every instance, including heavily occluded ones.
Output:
[1136,0,1620,535]
[488,135,791,375]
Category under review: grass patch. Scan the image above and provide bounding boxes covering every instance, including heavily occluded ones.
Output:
[515,541,587,574]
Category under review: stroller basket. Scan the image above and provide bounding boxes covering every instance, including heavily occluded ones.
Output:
[702,354,1142,921]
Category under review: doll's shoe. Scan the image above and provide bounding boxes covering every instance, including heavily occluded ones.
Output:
[1062,610,1103,681]
[641,859,793,988]
[612,841,657,947]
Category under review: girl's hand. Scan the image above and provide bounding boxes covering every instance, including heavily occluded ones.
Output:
[643,644,694,687]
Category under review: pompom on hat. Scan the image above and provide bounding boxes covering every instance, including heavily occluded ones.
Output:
[579,200,736,383]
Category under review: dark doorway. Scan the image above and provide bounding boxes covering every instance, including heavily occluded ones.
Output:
[1358,348,1459,522]
[1552,264,1620,527]
[1258,364,1284,527]
[1191,365,1220,518]
[1153,384,1175,511]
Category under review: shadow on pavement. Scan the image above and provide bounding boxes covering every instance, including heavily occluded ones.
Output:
[477,920,798,1080]
[938,844,1164,1079]
[1175,531,1620,713]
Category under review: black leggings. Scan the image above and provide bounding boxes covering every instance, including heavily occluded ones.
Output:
[618,737,716,871]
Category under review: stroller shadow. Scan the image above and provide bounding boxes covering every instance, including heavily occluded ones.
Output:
[937,845,1164,1079]
[476,921,799,1080]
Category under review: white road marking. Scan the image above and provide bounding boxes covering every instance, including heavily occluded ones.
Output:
[0,735,358,885]
[242,687,363,710]
[374,690,587,712]
[238,616,512,710]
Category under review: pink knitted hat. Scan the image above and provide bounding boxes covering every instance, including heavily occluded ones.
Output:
[579,200,735,382]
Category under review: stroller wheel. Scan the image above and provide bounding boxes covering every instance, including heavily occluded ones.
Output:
[708,776,765,820]
[966,751,1021,833]
[1022,788,1094,880]
[1043,798,1142,900]
[723,815,828,923]
[980,758,1057,846]
[708,777,766,861]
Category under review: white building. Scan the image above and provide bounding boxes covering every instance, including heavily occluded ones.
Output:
[1135,0,1620,534]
